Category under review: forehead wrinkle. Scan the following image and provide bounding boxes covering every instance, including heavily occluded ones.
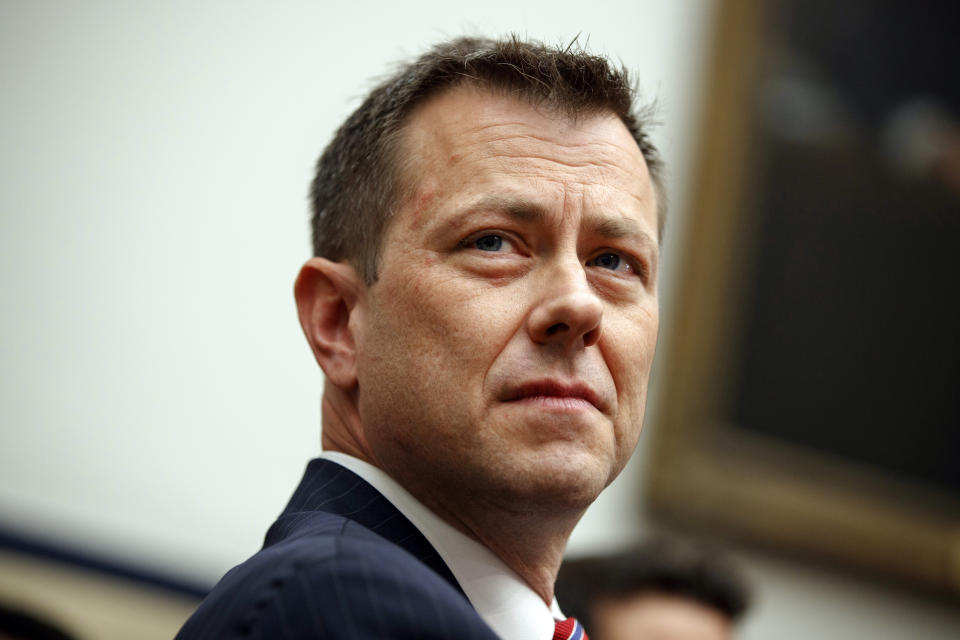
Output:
[459,120,532,135]
[458,129,639,169]
[457,139,653,207]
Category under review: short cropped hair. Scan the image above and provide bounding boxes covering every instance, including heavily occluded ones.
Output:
[555,538,751,635]
[310,35,665,284]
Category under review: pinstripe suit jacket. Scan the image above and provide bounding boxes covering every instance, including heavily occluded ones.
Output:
[176,458,501,639]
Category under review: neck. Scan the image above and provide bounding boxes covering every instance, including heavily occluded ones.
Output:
[320,383,373,459]
[403,480,584,605]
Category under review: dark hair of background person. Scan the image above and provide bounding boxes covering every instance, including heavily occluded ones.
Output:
[0,604,77,640]
[555,538,752,635]
[310,35,666,284]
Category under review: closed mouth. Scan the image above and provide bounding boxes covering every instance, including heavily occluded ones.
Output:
[503,379,605,412]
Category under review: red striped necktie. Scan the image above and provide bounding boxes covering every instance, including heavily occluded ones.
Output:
[553,617,588,640]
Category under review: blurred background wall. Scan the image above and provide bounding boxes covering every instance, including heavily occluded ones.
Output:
[1,1,957,638]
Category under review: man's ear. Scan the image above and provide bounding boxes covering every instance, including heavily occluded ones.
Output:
[294,257,365,389]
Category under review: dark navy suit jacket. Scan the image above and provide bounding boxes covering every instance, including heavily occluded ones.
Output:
[176,458,501,639]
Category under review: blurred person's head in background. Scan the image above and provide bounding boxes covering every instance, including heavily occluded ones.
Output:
[0,604,76,640]
[555,538,751,640]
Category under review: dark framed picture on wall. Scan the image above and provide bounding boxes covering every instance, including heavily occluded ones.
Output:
[647,0,960,597]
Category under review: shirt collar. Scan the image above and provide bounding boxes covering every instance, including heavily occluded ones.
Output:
[320,451,563,640]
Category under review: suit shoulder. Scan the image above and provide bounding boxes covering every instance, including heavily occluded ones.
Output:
[177,512,496,639]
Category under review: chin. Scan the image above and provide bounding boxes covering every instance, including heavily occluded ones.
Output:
[498,449,613,512]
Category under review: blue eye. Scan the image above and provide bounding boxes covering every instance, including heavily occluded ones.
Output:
[474,235,504,251]
[590,253,622,270]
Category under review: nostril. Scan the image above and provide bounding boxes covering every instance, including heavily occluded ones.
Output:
[583,327,601,347]
[546,323,568,336]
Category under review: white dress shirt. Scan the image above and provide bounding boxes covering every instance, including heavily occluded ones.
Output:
[320,451,565,640]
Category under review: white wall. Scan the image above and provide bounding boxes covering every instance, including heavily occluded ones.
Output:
[2,2,958,638]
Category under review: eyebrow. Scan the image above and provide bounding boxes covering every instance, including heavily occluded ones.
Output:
[462,195,548,224]
[588,215,659,260]
[428,195,546,239]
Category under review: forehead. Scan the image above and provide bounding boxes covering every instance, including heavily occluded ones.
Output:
[397,85,657,235]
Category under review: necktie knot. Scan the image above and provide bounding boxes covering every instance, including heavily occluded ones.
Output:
[553,617,588,640]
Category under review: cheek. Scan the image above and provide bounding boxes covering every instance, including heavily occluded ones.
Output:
[606,309,659,411]
[406,270,518,351]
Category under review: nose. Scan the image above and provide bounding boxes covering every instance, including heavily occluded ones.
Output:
[527,262,603,350]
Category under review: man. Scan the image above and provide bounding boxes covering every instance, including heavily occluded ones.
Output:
[555,539,751,640]
[178,35,664,640]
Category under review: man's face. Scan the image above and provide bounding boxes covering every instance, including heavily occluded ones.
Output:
[352,86,659,516]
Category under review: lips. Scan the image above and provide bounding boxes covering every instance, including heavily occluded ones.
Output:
[503,379,607,413]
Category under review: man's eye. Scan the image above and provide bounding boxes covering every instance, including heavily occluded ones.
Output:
[474,235,504,251]
[589,252,623,271]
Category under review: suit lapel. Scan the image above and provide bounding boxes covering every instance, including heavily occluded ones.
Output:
[267,458,465,597]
